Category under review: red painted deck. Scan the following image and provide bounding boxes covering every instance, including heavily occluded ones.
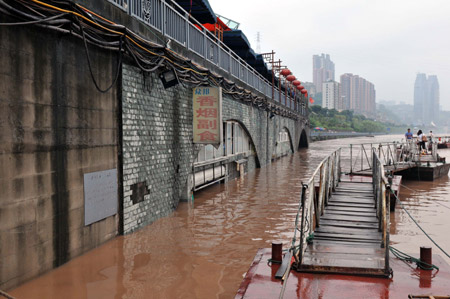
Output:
[301,179,388,276]
[236,248,450,299]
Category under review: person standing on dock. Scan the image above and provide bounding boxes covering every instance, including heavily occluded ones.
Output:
[417,130,427,154]
[405,128,413,140]
[429,130,434,143]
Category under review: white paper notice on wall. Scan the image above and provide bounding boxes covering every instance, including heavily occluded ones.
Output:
[84,169,118,226]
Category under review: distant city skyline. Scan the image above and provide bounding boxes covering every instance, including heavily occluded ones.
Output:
[312,53,376,116]
[208,0,450,111]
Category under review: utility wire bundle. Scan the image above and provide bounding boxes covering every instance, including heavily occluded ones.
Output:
[0,0,299,119]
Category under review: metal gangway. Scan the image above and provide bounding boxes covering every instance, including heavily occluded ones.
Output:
[276,147,392,280]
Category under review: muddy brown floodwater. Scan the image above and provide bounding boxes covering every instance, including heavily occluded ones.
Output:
[10,135,450,299]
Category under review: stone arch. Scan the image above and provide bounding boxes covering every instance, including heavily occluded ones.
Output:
[299,129,309,149]
[282,126,295,153]
[272,126,294,160]
[224,118,261,168]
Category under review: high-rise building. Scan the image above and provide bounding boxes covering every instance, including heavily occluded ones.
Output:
[313,54,335,94]
[428,75,440,124]
[340,73,376,117]
[322,80,341,110]
[340,73,352,110]
[414,73,440,125]
[414,73,427,124]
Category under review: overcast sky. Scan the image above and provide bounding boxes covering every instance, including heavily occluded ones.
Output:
[208,0,450,110]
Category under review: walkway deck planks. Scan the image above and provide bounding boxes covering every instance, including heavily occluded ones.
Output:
[299,178,387,276]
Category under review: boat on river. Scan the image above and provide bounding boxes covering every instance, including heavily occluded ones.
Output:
[433,136,450,149]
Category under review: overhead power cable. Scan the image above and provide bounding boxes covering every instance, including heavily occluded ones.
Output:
[0,0,299,119]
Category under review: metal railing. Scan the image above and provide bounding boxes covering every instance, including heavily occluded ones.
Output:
[192,157,227,191]
[106,0,305,112]
[372,149,391,276]
[349,141,440,174]
[291,148,341,270]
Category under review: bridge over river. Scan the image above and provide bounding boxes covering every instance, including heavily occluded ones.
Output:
[10,135,450,299]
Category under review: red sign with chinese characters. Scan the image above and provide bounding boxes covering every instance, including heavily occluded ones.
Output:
[193,87,222,144]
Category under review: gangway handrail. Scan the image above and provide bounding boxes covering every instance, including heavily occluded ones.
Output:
[372,149,391,276]
[286,148,341,271]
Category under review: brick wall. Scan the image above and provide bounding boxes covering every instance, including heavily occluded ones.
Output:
[121,65,195,233]
[121,64,306,233]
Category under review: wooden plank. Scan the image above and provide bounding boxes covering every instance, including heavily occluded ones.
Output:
[302,252,384,264]
[335,182,372,186]
[320,219,379,229]
[313,232,381,242]
[313,236,381,244]
[315,226,381,235]
[325,206,376,213]
[313,237,380,244]
[334,189,373,193]
[336,186,373,190]
[301,255,384,269]
[335,190,373,194]
[315,226,380,236]
[336,185,373,190]
[275,251,292,279]
[328,197,374,203]
[306,239,381,247]
[327,202,375,208]
[338,181,372,185]
[332,195,374,199]
[335,184,373,188]
[324,210,377,217]
[328,199,375,205]
[332,194,374,199]
[332,193,374,198]
[305,241,384,255]
[326,209,375,215]
[321,213,378,222]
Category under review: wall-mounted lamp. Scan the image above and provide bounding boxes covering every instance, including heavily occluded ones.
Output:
[159,69,179,89]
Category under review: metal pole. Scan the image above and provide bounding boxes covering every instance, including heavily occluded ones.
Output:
[361,146,363,172]
[350,144,353,174]
[298,184,307,266]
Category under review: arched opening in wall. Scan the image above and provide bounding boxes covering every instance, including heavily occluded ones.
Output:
[192,121,259,191]
[299,129,309,149]
[274,127,294,159]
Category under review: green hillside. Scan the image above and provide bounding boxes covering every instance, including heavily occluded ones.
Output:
[309,106,404,133]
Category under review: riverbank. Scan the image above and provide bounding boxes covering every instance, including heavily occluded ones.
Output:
[309,131,385,141]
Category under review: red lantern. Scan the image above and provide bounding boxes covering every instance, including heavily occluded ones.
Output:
[296,85,302,90]
[298,85,304,90]
[286,75,296,82]
[309,97,314,104]
[293,80,301,86]
[301,89,307,94]
[280,69,291,76]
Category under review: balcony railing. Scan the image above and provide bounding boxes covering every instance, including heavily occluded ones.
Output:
[107,0,305,112]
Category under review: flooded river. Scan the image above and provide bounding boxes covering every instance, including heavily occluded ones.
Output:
[10,135,450,298]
